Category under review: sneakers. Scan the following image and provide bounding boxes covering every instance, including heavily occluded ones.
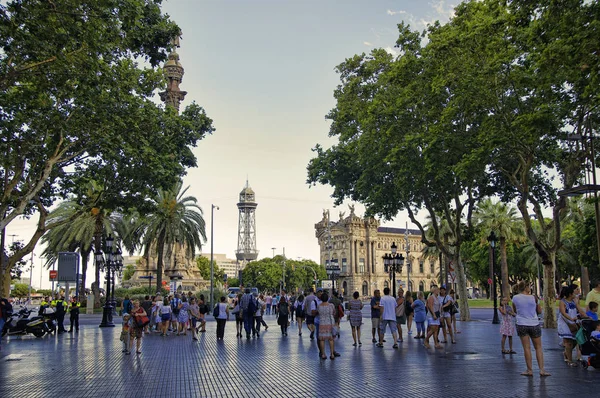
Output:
[372,338,377,343]
[310,331,315,340]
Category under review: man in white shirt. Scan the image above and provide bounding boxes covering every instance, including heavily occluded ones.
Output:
[377,287,399,349]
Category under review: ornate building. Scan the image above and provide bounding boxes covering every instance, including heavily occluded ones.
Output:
[315,206,441,298]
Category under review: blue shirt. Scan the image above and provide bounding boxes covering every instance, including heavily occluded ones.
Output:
[370,297,380,318]
[586,310,598,321]
[413,299,426,323]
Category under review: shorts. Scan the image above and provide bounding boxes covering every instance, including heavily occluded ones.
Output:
[371,317,380,329]
[130,326,143,339]
[396,315,407,325]
[442,312,451,319]
[516,325,542,339]
[306,315,315,325]
[380,319,397,334]
[161,313,171,322]
[427,316,440,326]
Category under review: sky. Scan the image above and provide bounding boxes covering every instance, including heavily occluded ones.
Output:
[7,0,459,289]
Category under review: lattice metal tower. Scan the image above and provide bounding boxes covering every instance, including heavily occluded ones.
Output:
[236,181,259,263]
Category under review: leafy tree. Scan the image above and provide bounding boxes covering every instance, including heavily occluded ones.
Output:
[143,181,207,291]
[227,277,240,287]
[10,283,30,298]
[0,0,214,296]
[122,264,135,282]
[196,256,224,282]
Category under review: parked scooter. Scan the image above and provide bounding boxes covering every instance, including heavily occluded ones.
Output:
[2,308,50,338]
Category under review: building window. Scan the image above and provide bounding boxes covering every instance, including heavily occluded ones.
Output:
[343,281,348,296]
[430,282,437,290]
[362,281,368,296]
[359,258,365,273]
[419,261,424,274]
[342,258,347,273]
[378,242,381,249]
[384,280,389,290]
[419,281,424,292]
[430,260,434,274]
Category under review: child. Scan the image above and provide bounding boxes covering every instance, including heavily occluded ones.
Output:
[591,321,600,340]
[120,314,131,354]
[586,302,598,321]
[499,296,516,354]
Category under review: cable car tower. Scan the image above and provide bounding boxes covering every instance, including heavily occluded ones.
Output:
[236,181,258,266]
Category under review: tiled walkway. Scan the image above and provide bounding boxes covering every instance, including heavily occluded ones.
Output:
[1,314,598,397]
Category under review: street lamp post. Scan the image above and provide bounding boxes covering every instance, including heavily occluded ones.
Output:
[210,204,219,310]
[405,224,410,291]
[99,235,123,328]
[487,232,500,324]
[383,242,404,298]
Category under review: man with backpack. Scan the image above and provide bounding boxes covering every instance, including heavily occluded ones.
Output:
[170,294,182,333]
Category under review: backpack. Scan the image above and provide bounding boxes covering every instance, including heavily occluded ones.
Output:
[123,299,132,314]
[279,302,289,317]
[337,303,345,318]
[171,299,181,315]
[295,301,305,318]
[213,304,220,318]
[248,297,256,315]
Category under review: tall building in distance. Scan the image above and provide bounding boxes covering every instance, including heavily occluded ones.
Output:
[236,181,259,267]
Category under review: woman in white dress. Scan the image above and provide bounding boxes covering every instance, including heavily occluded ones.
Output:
[557,284,587,367]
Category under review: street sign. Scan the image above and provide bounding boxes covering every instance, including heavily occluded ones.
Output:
[57,252,79,282]
[321,280,333,289]
[49,270,58,280]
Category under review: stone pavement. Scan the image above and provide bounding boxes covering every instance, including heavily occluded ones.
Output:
[0,312,598,398]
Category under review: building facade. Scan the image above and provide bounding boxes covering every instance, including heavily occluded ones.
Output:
[199,253,240,281]
[315,207,442,299]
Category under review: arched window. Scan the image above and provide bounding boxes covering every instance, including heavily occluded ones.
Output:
[362,281,368,296]
[419,282,425,292]
[378,242,381,249]
[384,280,389,290]
[430,282,437,290]
[343,281,348,297]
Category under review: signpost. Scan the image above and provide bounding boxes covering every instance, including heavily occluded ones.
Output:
[49,270,58,281]
[325,262,341,294]
[58,252,80,301]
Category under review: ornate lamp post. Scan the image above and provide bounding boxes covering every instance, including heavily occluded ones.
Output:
[98,235,123,327]
[383,242,404,298]
[326,258,340,294]
[487,231,500,324]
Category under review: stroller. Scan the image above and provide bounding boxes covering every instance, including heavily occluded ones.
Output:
[577,319,600,369]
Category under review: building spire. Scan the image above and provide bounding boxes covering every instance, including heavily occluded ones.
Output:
[160,32,187,112]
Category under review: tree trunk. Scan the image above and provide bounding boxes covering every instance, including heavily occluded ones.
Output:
[542,252,557,328]
[79,249,89,300]
[155,230,165,292]
[499,238,510,299]
[581,266,590,297]
[454,253,470,321]
[92,216,103,307]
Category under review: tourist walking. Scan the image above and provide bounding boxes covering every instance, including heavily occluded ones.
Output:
[294,294,305,335]
[370,290,381,343]
[318,292,339,360]
[449,289,460,334]
[197,294,208,333]
[254,293,265,338]
[304,289,317,339]
[151,296,162,332]
[348,291,363,346]
[265,294,272,315]
[404,291,414,335]
[439,286,455,344]
[240,288,255,339]
[170,294,182,333]
[378,287,399,349]
[278,293,290,336]
[232,293,243,337]
[188,297,201,341]
[558,284,586,367]
[330,290,342,338]
[177,296,189,336]
[159,297,172,336]
[395,288,406,342]
[129,300,148,354]
[215,296,229,340]
[424,286,442,349]
[141,296,153,333]
[412,291,426,339]
[499,296,516,354]
[512,281,549,376]
[120,314,132,354]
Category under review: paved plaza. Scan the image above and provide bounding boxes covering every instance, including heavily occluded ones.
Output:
[0,310,598,398]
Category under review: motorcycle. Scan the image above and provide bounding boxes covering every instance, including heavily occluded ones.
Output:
[2,308,50,338]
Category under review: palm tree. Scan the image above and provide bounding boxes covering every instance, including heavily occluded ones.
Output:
[474,198,524,298]
[41,182,115,302]
[143,181,207,291]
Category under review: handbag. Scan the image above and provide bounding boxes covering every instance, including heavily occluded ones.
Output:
[136,315,150,327]
[567,321,579,334]
[213,304,220,318]
[575,326,587,346]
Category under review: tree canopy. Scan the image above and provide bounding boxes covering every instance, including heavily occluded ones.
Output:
[0,1,214,296]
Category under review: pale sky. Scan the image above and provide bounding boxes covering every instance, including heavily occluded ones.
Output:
[7,1,458,289]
